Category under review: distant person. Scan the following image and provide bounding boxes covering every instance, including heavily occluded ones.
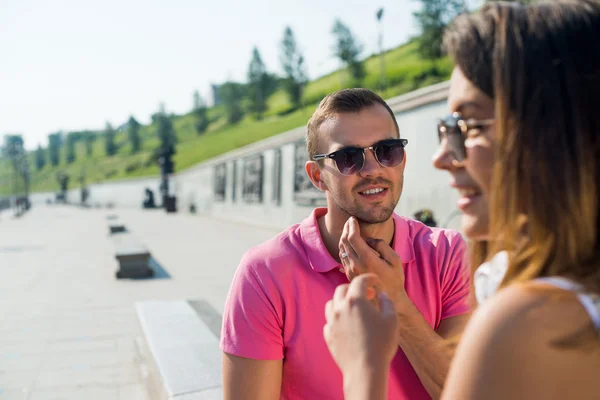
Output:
[221,88,471,399]
[323,1,600,399]
[143,188,155,209]
[414,209,437,227]
[81,187,90,205]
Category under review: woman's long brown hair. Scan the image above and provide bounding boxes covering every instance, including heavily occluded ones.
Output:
[445,0,600,293]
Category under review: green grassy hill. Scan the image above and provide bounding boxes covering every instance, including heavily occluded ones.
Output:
[0,40,452,196]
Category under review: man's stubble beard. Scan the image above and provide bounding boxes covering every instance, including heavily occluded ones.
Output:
[328,176,403,226]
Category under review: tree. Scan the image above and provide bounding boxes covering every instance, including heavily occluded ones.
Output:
[193,90,202,110]
[48,133,62,167]
[220,82,246,124]
[84,132,95,157]
[104,122,117,156]
[127,116,141,154]
[2,135,24,173]
[332,19,366,86]
[65,133,76,164]
[280,27,308,110]
[156,111,177,154]
[488,0,535,3]
[247,47,278,119]
[414,0,467,60]
[155,112,177,180]
[2,135,27,195]
[20,155,30,196]
[192,92,210,135]
[35,144,46,171]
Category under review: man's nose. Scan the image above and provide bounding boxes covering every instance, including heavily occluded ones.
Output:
[358,148,383,177]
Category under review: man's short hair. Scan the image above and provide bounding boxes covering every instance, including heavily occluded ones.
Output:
[306,88,400,161]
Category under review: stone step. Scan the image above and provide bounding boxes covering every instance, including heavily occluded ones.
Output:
[134,300,223,400]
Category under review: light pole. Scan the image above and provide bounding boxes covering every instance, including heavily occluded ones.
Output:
[22,155,30,210]
[376,8,386,93]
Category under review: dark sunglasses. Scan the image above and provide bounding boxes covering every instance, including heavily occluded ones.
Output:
[312,138,408,175]
[437,112,495,161]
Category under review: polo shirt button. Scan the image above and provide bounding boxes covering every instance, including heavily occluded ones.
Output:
[339,267,344,273]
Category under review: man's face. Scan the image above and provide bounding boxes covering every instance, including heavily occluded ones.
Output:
[315,104,405,225]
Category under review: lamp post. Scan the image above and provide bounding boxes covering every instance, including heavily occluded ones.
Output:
[79,167,89,206]
[158,146,176,213]
[376,8,386,93]
[22,156,30,211]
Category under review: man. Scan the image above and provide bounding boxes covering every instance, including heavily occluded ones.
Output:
[221,88,470,400]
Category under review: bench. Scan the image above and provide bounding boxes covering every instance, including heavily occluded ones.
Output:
[106,215,127,234]
[112,232,154,279]
[109,224,127,234]
[134,300,223,400]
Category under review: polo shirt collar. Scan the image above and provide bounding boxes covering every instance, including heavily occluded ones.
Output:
[300,208,416,274]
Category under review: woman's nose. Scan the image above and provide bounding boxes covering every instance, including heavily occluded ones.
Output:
[432,138,458,171]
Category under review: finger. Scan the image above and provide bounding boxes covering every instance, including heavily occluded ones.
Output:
[339,243,349,265]
[340,219,359,259]
[339,243,357,282]
[333,283,350,304]
[340,222,364,278]
[339,224,351,278]
[367,238,402,268]
[339,221,348,258]
[340,234,360,262]
[346,218,380,265]
[345,267,360,283]
[347,273,382,300]
[325,299,334,321]
[323,324,331,345]
[341,249,361,282]
[365,286,378,301]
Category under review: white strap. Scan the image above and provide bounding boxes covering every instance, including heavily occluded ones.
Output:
[536,276,600,332]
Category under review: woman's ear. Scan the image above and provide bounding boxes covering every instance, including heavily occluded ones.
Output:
[305,161,328,191]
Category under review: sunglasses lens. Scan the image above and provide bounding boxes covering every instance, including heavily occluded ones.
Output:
[334,148,364,175]
[439,115,466,161]
[375,141,405,167]
[437,122,446,143]
[447,132,466,161]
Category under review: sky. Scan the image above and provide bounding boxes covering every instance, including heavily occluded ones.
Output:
[1,0,482,150]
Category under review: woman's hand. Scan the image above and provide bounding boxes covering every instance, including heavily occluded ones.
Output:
[324,274,399,383]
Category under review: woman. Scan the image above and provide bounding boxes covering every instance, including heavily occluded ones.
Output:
[323,1,600,399]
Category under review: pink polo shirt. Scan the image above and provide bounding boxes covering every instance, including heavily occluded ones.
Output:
[221,208,470,400]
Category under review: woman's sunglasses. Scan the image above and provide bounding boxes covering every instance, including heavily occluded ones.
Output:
[312,138,408,176]
[437,112,495,162]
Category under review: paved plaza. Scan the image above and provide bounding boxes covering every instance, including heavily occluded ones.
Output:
[0,205,281,400]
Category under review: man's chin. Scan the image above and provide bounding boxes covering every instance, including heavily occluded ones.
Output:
[353,208,395,225]
[332,194,397,224]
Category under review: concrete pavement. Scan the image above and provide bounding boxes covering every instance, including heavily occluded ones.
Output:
[0,205,283,400]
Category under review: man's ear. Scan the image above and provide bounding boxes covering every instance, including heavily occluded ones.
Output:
[305,161,328,191]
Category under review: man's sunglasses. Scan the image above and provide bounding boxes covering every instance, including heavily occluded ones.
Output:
[312,138,408,176]
[437,112,495,162]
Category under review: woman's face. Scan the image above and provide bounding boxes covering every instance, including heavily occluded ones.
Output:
[432,67,496,241]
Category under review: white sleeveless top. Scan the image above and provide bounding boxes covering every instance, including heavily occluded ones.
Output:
[474,251,600,332]
[536,276,600,332]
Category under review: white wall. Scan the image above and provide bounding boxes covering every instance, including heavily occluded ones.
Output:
[395,100,462,230]
[27,81,461,231]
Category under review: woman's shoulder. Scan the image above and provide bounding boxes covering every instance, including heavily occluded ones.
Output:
[443,282,600,399]
[472,281,597,349]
